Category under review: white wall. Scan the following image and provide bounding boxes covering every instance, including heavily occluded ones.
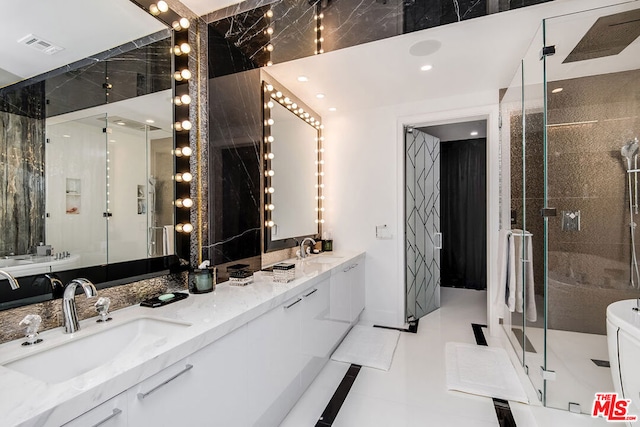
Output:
[324,89,500,329]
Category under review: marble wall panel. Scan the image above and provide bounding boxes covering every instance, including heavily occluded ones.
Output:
[0,82,45,256]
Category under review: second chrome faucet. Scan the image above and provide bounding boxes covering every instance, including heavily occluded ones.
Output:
[62,278,97,333]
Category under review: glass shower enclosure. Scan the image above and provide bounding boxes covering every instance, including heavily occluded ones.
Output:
[500,0,640,413]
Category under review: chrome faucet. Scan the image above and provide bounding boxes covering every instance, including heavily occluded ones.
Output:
[299,237,317,259]
[62,278,97,333]
[0,269,20,290]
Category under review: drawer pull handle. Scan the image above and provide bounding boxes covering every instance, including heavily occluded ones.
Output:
[284,298,302,309]
[303,288,318,298]
[343,267,351,272]
[351,264,357,269]
[92,408,122,427]
[137,364,193,400]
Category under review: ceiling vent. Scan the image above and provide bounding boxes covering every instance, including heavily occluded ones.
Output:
[17,34,64,55]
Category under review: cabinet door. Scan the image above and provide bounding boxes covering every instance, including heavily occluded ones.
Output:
[63,392,127,427]
[329,266,352,323]
[349,258,366,322]
[127,325,249,427]
[247,295,303,426]
[300,279,332,389]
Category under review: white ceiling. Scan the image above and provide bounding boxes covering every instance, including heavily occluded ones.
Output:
[421,120,487,142]
[264,0,640,115]
[0,0,165,88]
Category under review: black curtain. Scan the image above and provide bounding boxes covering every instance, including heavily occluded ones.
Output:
[440,138,486,290]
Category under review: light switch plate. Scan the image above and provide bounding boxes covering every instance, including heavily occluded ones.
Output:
[376,225,393,239]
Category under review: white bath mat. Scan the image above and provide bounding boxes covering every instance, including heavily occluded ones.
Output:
[445,342,528,403]
[331,325,401,371]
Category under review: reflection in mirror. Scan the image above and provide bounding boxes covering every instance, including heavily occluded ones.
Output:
[0,0,175,309]
[263,81,322,252]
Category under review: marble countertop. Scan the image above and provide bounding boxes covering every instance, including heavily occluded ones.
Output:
[0,251,364,427]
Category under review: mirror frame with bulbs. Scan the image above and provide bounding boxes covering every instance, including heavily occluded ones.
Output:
[0,0,199,311]
[262,79,324,252]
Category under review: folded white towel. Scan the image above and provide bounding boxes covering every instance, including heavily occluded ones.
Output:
[163,225,175,256]
[496,229,516,311]
[511,229,537,322]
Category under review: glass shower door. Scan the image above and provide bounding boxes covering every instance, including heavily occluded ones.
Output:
[542,2,640,413]
[45,113,108,268]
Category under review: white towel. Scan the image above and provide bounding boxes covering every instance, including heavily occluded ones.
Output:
[496,229,516,311]
[163,225,175,256]
[511,229,537,322]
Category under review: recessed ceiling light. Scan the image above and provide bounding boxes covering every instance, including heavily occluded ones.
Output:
[329,107,337,112]
[62,134,71,138]
[316,93,325,99]
[146,119,155,123]
[116,121,126,125]
[420,64,433,71]
[470,131,479,136]
[297,76,309,82]
[552,87,563,94]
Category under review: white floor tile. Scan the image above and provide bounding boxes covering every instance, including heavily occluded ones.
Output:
[281,287,613,427]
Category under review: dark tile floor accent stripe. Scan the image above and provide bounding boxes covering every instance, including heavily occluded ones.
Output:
[315,364,362,426]
[374,318,419,333]
[591,359,610,368]
[472,323,488,345]
[471,324,518,427]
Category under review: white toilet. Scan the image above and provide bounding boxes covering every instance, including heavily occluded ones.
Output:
[606,299,640,425]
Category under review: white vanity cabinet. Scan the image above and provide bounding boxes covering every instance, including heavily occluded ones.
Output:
[126,324,249,427]
[63,392,128,427]
[17,253,366,427]
[300,278,340,390]
[330,255,366,324]
[247,293,304,426]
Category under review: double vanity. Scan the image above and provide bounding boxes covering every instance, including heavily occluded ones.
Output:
[0,251,365,426]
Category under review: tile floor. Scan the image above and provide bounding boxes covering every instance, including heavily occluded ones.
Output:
[281,287,611,426]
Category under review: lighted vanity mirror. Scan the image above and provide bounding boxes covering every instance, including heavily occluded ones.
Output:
[0,0,176,307]
[263,81,323,251]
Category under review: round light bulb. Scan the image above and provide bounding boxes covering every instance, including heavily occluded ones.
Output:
[267,101,274,108]
[266,220,275,227]
[266,187,275,194]
[268,204,275,210]
[174,71,183,81]
[268,136,274,143]
[180,69,191,80]
[174,122,183,131]
[265,170,275,177]
[180,43,191,54]
[266,152,275,160]
[157,1,169,12]
[181,120,192,130]
[179,18,190,29]
[266,84,273,91]
[182,198,194,208]
[266,61,273,67]
[267,119,274,126]
[149,4,160,15]
[266,10,273,18]
[182,223,194,233]
[175,173,183,182]
[176,199,184,207]
[180,94,191,105]
[181,146,193,156]
[266,27,274,35]
[175,223,184,232]
[182,172,193,182]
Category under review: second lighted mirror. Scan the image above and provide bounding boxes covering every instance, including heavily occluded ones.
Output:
[263,81,322,251]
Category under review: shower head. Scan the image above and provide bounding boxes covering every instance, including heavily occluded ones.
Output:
[622,138,639,169]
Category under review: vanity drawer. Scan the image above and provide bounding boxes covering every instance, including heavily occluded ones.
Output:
[62,392,127,427]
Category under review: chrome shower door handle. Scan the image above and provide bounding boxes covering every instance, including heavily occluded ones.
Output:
[434,232,443,250]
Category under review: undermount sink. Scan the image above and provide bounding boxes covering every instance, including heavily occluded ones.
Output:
[3,317,191,384]
[0,259,33,268]
[304,255,344,264]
